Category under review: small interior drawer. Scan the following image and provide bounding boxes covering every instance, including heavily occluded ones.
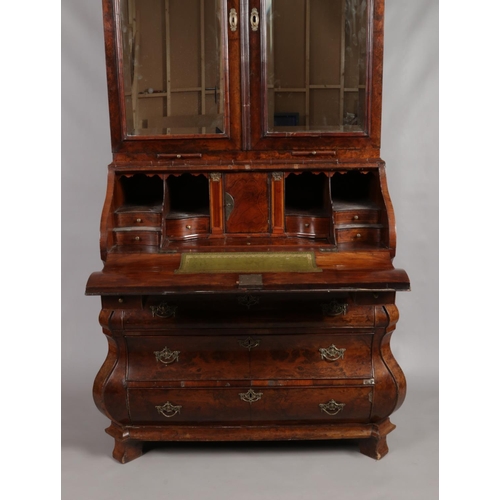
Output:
[334,209,380,225]
[164,216,209,239]
[335,226,382,245]
[113,229,161,246]
[115,211,161,227]
[285,215,330,237]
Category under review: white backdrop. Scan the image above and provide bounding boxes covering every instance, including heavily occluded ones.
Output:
[61,1,439,498]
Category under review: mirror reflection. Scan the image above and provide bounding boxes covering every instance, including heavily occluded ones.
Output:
[120,0,225,136]
[265,0,368,133]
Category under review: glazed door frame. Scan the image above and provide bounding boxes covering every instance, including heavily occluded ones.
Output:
[103,0,384,156]
[104,0,243,155]
[246,0,383,153]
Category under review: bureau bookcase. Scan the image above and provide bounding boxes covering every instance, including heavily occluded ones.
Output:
[86,0,410,463]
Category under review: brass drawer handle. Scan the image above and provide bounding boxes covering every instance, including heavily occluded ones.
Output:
[319,344,346,362]
[156,401,182,418]
[136,218,143,223]
[238,337,260,351]
[150,302,177,319]
[239,389,263,404]
[321,300,348,316]
[319,399,345,416]
[154,346,180,365]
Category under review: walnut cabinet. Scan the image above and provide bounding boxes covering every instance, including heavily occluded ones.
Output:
[86,0,410,463]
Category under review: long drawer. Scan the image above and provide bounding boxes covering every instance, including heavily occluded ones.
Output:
[127,386,373,424]
[120,296,375,329]
[125,334,372,381]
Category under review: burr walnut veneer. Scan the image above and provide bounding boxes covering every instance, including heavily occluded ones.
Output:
[86,0,409,463]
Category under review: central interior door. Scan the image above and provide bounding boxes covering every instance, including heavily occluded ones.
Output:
[224,173,270,233]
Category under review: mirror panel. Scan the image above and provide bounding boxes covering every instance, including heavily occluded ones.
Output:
[120,0,226,136]
[265,0,368,134]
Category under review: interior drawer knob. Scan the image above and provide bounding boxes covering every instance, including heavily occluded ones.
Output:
[319,399,346,416]
[155,401,182,418]
[136,218,142,223]
[186,225,192,229]
[154,346,180,365]
[319,344,346,362]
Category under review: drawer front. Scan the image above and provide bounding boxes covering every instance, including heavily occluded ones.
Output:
[165,217,209,239]
[244,387,372,423]
[128,386,372,424]
[334,209,380,225]
[120,296,375,329]
[336,227,381,244]
[126,336,251,381]
[113,229,160,246]
[115,212,161,227]
[126,334,372,382]
[250,334,372,380]
[285,215,330,237]
[128,388,250,423]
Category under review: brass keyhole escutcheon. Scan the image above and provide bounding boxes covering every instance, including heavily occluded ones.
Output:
[250,8,259,31]
[224,192,235,221]
[238,337,260,351]
[229,8,238,32]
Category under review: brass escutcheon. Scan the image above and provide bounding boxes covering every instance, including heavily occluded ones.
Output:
[238,294,259,309]
[150,302,177,319]
[229,8,238,32]
[319,344,346,362]
[321,300,348,317]
[156,401,182,418]
[250,8,259,31]
[319,399,345,416]
[154,346,180,365]
[238,337,260,351]
[239,389,263,404]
